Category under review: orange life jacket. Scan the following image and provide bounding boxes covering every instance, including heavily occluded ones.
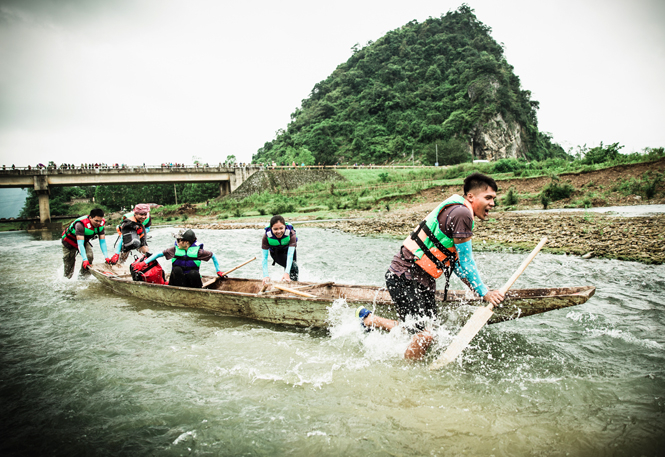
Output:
[402,194,474,279]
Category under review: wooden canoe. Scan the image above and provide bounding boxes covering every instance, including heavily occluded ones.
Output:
[89,265,595,328]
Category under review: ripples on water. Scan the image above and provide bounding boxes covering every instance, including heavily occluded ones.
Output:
[0,228,663,456]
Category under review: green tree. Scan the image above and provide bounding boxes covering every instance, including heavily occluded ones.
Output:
[424,138,471,165]
[252,5,556,166]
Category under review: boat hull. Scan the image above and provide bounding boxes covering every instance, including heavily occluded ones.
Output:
[90,265,595,328]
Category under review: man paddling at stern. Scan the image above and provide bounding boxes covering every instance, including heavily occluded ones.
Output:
[61,208,111,278]
[356,172,505,360]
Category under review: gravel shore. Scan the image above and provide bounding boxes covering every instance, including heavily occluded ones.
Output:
[183,210,665,264]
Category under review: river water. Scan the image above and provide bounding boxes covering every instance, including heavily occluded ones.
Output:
[1,227,663,456]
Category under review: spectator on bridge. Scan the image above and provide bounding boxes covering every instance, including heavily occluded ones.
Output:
[61,208,111,278]
[261,215,299,285]
[109,204,152,265]
[136,229,226,289]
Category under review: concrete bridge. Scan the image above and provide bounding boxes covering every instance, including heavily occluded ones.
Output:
[0,165,259,225]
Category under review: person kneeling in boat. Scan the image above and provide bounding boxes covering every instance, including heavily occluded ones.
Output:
[61,208,112,278]
[356,172,505,360]
[261,215,298,285]
[135,229,226,288]
[108,203,152,265]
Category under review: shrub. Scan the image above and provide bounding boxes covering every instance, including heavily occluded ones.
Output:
[616,172,663,199]
[181,214,188,221]
[233,208,243,218]
[577,196,592,208]
[258,208,267,216]
[271,201,295,215]
[502,187,519,206]
[542,180,575,201]
[492,158,525,174]
[645,175,661,199]
[540,193,551,209]
[581,142,623,165]
[378,172,390,183]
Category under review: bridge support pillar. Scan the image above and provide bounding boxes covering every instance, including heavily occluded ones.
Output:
[33,175,51,224]
[219,181,231,197]
[38,191,51,224]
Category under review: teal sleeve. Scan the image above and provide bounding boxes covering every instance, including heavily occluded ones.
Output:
[145,252,164,264]
[285,246,295,274]
[77,239,88,261]
[453,240,489,297]
[262,249,269,277]
[212,254,221,272]
[145,226,150,234]
[99,238,108,258]
[115,235,123,254]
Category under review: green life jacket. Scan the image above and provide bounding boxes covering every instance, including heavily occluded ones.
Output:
[409,194,475,261]
[172,245,202,270]
[265,223,294,248]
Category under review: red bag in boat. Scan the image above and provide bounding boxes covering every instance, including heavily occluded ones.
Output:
[130,254,166,285]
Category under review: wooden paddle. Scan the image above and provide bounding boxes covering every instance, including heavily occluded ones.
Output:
[271,284,317,298]
[430,237,548,370]
[219,257,256,277]
[204,257,257,288]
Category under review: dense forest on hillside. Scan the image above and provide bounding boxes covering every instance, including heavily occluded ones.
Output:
[253,5,567,166]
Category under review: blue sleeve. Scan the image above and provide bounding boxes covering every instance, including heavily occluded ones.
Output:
[285,246,295,274]
[212,254,221,272]
[77,239,88,261]
[262,249,270,277]
[115,234,123,255]
[453,240,489,297]
[145,226,150,234]
[145,252,164,264]
[99,238,108,258]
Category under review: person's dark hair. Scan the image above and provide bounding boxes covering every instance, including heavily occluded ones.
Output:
[463,172,497,195]
[180,229,196,243]
[270,215,286,228]
[89,208,105,218]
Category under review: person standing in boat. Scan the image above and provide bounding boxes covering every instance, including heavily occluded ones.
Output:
[356,172,505,360]
[135,229,226,288]
[262,215,298,285]
[61,208,111,278]
[108,204,152,265]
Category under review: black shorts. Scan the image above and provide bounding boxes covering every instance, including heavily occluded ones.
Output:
[385,270,437,329]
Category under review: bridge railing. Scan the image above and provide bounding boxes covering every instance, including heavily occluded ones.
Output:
[0,164,263,174]
[0,163,446,174]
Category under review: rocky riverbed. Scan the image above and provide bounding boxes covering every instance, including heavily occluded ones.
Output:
[182,210,665,264]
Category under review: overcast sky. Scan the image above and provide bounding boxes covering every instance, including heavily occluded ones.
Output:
[0,0,664,167]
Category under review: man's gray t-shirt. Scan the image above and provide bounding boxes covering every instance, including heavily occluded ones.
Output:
[389,203,474,290]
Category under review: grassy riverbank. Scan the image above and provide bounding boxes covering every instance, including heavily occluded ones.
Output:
[164,156,665,264]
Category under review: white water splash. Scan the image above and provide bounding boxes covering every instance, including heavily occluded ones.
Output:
[172,430,196,445]
[326,298,414,362]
